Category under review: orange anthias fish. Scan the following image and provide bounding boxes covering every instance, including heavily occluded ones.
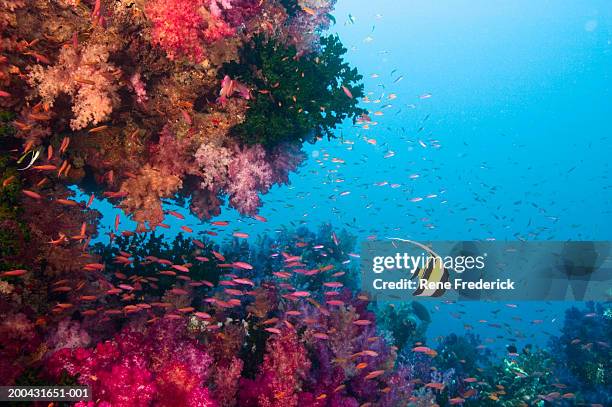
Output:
[232,262,253,270]
[342,86,353,99]
[1,269,28,277]
[302,6,316,15]
[425,382,445,390]
[412,346,438,357]
[212,251,225,261]
[167,210,184,220]
[364,370,385,380]
[23,190,43,200]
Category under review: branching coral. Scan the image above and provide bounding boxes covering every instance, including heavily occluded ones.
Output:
[221,34,365,146]
[28,44,121,130]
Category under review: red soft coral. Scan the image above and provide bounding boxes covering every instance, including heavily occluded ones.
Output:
[146,0,207,62]
[45,319,216,406]
[239,328,311,407]
[146,0,235,62]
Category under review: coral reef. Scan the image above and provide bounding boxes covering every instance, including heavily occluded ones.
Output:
[2,216,611,405]
[549,302,612,404]
[1,0,361,228]
[35,229,414,406]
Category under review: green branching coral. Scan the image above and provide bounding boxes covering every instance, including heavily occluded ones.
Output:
[221,34,365,146]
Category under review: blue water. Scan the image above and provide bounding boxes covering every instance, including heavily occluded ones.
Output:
[83,0,612,351]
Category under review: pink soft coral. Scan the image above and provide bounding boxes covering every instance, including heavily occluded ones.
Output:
[130,72,148,105]
[194,142,232,192]
[269,143,306,184]
[27,44,121,130]
[226,144,274,215]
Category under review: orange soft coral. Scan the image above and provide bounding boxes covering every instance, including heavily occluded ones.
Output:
[119,165,182,228]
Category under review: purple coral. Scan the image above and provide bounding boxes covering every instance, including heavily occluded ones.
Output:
[46,318,91,353]
[130,72,148,105]
[226,144,304,215]
[227,144,274,215]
